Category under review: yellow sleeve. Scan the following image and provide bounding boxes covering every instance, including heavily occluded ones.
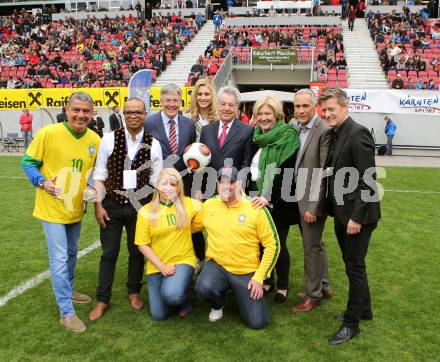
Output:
[252,208,280,284]
[26,127,48,162]
[189,199,204,233]
[135,207,152,246]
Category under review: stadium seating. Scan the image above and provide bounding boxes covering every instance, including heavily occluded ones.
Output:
[185,25,348,87]
[369,11,440,90]
[0,11,201,89]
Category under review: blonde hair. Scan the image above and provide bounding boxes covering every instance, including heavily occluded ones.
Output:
[252,96,285,121]
[148,168,189,229]
[189,78,218,123]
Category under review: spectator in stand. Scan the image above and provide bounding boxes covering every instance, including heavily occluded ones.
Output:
[432,57,440,71]
[407,77,415,89]
[19,108,33,151]
[337,57,347,69]
[213,12,222,33]
[391,74,404,89]
[426,79,436,90]
[348,6,356,31]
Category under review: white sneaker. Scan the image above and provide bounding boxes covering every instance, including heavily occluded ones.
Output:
[208,307,223,322]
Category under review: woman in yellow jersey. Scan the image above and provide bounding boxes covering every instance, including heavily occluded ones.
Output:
[135,168,203,320]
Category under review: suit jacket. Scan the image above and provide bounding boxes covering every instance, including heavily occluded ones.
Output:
[144,112,196,194]
[109,113,123,131]
[200,119,254,171]
[88,117,105,138]
[295,117,332,217]
[327,117,381,225]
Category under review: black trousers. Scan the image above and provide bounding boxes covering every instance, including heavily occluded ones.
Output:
[96,197,144,304]
[334,219,377,327]
[192,231,206,261]
[263,226,290,290]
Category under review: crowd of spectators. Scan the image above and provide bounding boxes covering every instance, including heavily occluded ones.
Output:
[369,8,440,90]
[0,9,204,89]
[186,25,348,87]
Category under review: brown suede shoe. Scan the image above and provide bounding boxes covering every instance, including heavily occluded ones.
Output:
[88,302,109,321]
[60,314,86,332]
[292,299,322,314]
[72,291,92,304]
[128,293,144,311]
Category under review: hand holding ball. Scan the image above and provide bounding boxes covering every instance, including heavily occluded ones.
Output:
[183,143,211,171]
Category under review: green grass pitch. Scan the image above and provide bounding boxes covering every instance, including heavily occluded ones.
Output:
[0,156,439,361]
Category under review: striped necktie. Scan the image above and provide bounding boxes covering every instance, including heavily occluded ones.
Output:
[168,119,178,154]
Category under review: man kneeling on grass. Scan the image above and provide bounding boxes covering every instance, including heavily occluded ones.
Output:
[195,167,280,329]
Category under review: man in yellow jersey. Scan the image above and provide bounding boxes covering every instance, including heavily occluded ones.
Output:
[195,167,280,329]
[21,92,100,333]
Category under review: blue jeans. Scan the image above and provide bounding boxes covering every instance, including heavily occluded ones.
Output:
[22,130,32,151]
[386,135,394,156]
[147,264,194,320]
[41,221,81,317]
[195,260,269,329]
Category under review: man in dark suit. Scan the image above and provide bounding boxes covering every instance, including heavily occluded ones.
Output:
[319,87,381,345]
[88,111,105,138]
[199,86,253,197]
[109,105,123,131]
[291,88,333,314]
[143,83,196,195]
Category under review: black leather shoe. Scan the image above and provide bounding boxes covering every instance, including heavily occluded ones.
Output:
[263,284,274,296]
[273,290,288,304]
[328,325,360,345]
[333,312,373,321]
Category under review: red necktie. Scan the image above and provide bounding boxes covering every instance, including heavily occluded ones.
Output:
[218,123,228,148]
[169,119,178,154]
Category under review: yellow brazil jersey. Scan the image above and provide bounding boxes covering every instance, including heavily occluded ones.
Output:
[202,196,280,284]
[135,197,203,275]
[23,122,100,224]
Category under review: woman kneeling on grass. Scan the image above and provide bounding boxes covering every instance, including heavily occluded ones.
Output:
[135,168,203,320]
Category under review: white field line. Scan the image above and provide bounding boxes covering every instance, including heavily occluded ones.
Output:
[384,189,440,194]
[0,176,26,179]
[0,240,100,308]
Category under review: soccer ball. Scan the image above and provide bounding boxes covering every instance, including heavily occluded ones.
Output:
[183,143,211,171]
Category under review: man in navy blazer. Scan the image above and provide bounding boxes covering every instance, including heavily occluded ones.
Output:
[144,83,196,194]
[200,86,254,195]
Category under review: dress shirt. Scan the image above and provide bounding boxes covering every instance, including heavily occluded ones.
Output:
[217,119,234,139]
[161,111,179,146]
[93,128,163,187]
[295,115,317,174]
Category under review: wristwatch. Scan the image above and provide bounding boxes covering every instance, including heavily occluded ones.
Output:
[38,180,45,190]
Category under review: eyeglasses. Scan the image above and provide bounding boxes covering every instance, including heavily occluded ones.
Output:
[123,111,144,117]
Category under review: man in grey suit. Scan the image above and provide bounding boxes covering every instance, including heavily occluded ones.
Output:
[291,89,333,314]
[144,83,196,195]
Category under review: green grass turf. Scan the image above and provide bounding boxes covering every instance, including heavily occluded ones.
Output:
[0,156,439,361]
